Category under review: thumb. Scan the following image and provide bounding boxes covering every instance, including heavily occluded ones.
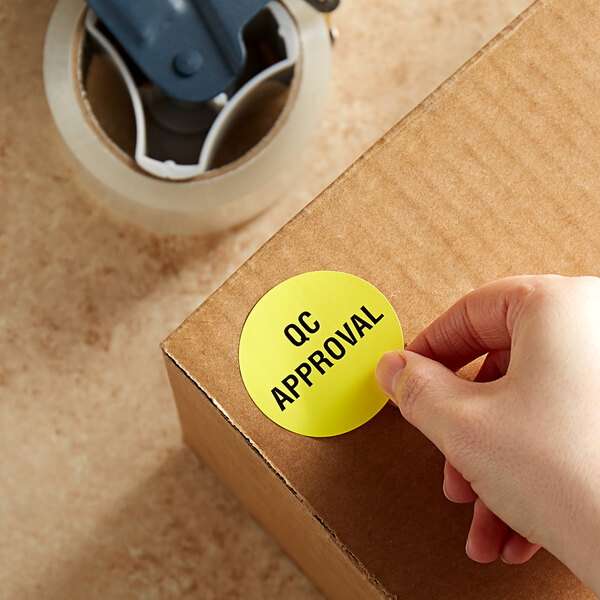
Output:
[375,350,478,455]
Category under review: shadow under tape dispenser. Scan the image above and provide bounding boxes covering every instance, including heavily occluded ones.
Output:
[43,0,339,234]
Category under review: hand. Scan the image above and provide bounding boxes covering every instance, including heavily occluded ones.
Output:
[375,275,600,595]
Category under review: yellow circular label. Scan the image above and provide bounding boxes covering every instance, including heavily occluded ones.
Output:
[239,271,403,437]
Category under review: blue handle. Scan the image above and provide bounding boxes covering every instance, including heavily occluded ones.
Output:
[86,0,269,102]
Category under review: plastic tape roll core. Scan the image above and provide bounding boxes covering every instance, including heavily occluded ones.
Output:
[43,0,331,234]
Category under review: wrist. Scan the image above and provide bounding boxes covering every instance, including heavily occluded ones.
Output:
[543,452,600,594]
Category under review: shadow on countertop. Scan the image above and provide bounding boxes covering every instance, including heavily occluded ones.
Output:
[33,446,322,600]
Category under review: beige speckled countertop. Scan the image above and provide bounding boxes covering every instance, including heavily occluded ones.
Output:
[1,1,529,598]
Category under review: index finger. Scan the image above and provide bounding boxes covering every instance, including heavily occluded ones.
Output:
[407,275,540,371]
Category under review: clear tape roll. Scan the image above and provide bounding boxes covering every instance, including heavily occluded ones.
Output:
[43,0,331,235]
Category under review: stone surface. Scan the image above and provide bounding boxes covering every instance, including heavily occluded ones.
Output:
[0,1,530,598]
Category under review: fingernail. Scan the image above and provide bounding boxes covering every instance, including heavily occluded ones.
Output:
[442,479,450,501]
[465,538,471,558]
[375,351,406,402]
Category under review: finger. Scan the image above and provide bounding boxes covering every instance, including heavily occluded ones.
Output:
[466,498,509,564]
[408,276,540,371]
[474,349,511,383]
[443,460,477,503]
[501,531,541,564]
[376,350,480,457]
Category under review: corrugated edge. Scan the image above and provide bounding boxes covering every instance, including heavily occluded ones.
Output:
[163,349,394,599]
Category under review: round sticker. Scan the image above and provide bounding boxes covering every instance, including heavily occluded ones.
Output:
[239,271,403,437]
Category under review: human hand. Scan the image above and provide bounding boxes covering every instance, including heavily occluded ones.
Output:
[375,275,600,595]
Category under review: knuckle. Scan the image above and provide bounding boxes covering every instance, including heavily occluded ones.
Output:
[519,275,598,321]
[505,281,539,332]
[397,368,431,423]
[505,276,566,333]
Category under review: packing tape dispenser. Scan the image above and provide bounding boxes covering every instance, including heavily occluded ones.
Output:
[43,0,338,234]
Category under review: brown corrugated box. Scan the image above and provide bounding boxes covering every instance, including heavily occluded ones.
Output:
[162,0,599,597]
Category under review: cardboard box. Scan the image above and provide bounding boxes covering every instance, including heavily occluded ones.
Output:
[162,0,599,597]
